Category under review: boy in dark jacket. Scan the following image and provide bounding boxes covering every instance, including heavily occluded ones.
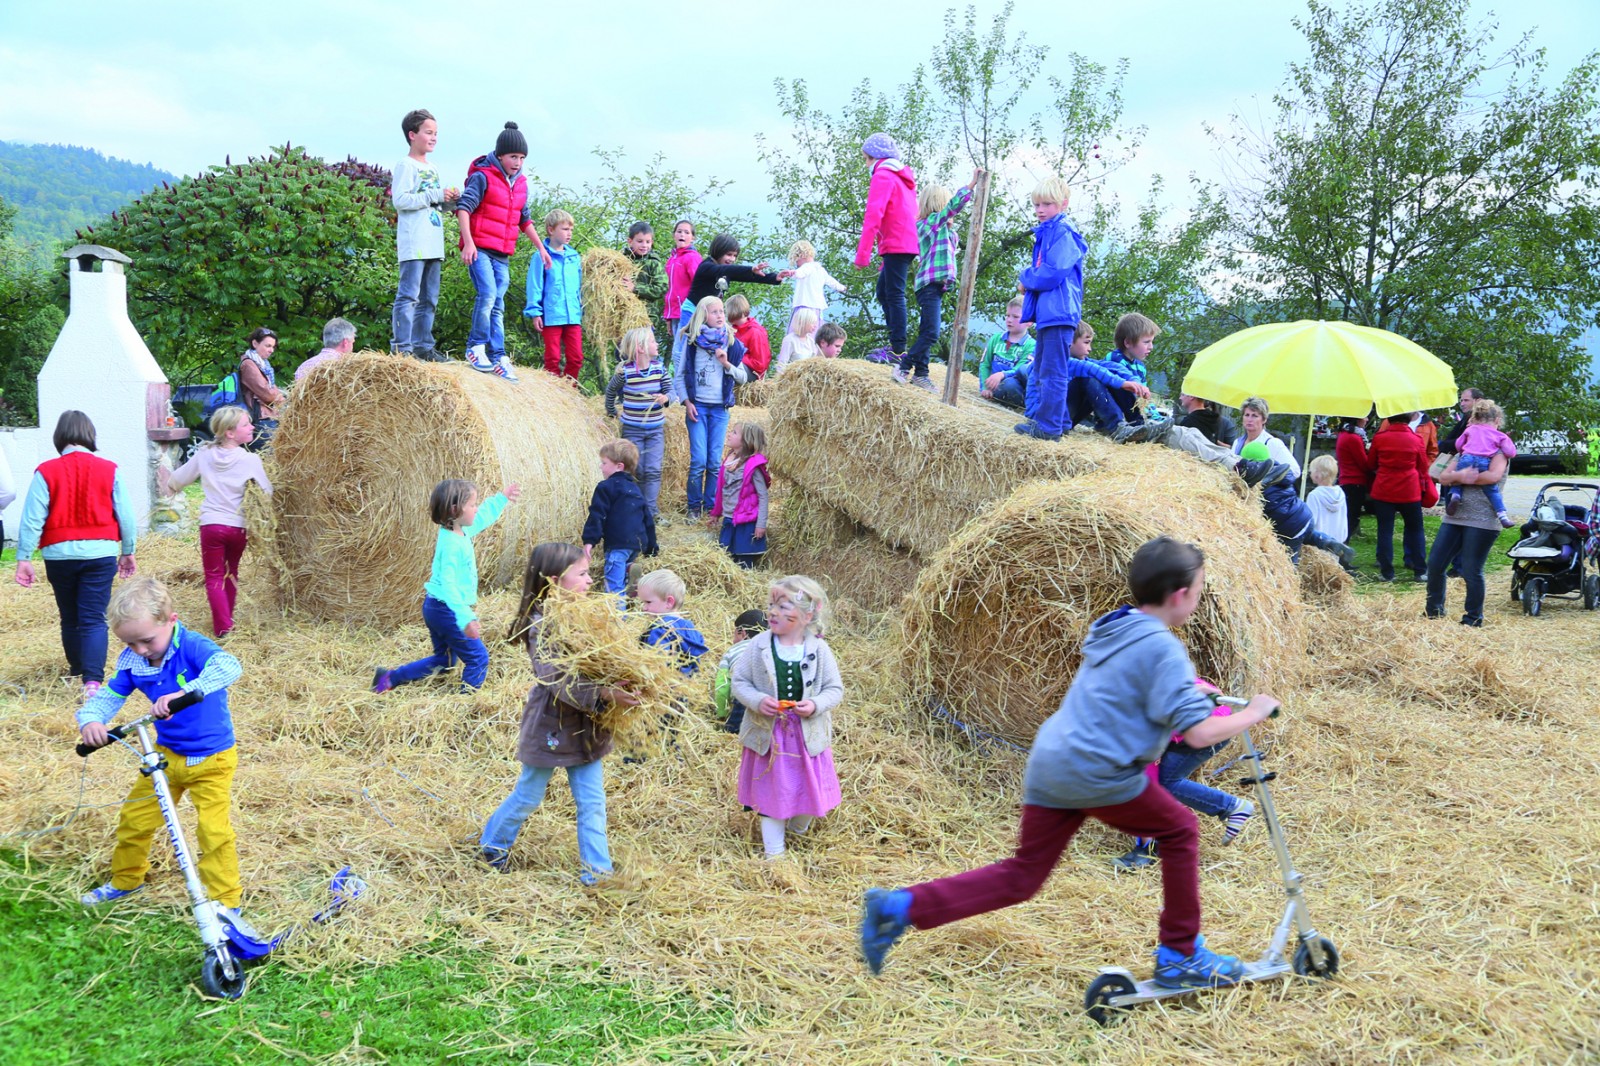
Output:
[582,439,657,595]
[622,222,669,346]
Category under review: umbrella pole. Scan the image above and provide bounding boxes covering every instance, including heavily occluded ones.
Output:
[1300,414,1313,496]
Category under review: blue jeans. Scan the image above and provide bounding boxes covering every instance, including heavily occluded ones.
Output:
[1371,500,1427,579]
[685,402,729,514]
[44,556,117,682]
[621,422,664,516]
[1065,374,1134,434]
[1159,741,1237,819]
[603,548,636,595]
[389,595,490,690]
[466,251,511,357]
[992,375,1027,410]
[1425,521,1499,624]
[1031,325,1076,435]
[900,282,945,375]
[393,258,441,353]
[875,253,915,353]
[480,760,611,882]
[1445,454,1507,514]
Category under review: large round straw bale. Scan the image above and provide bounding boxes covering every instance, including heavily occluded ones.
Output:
[766,484,923,612]
[581,247,652,381]
[901,461,1306,745]
[263,353,608,626]
[767,359,1112,557]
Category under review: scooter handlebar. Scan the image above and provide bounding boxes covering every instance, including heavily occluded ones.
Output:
[76,722,134,758]
[1212,694,1281,718]
[72,695,193,757]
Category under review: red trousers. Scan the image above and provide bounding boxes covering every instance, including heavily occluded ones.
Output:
[199,524,248,637]
[543,324,583,379]
[906,784,1201,954]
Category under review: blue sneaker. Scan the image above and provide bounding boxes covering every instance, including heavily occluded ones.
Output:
[480,847,510,873]
[859,887,912,975]
[80,883,142,906]
[1152,934,1244,989]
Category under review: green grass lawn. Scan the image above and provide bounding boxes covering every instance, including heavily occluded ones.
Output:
[0,865,735,1065]
[1343,515,1521,592]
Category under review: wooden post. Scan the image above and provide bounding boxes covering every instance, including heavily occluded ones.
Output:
[941,168,991,406]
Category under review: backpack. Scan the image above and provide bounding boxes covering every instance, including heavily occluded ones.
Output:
[202,372,242,419]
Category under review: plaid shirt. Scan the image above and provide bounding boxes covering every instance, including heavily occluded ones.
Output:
[913,185,973,290]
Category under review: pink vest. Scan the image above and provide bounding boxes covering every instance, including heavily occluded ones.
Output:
[714,453,768,524]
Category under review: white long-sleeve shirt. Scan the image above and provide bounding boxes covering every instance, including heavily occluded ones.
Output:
[789,260,845,311]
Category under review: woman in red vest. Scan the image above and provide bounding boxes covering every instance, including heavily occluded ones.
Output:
[13,411,138,699]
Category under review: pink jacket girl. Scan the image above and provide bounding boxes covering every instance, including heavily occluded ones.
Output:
[710,421,770,568]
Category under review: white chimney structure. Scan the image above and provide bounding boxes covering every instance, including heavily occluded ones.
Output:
[32,245,180,536]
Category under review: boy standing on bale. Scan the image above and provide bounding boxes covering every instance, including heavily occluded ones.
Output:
[525,209,584,382]
[1013,179,1148,441]
[861,536,1280,989]
[391,108,456,362]
[621,222,669,332]
[457,121,552,382]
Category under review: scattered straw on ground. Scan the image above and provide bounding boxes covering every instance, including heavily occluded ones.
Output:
[2,505,1595,1064]
[263,353,607,626]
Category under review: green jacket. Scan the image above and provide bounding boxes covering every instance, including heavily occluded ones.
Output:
[625,247,668,308]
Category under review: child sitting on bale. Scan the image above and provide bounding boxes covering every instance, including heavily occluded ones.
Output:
[733,576,845,860]
[481,543,636,883]
[374,478,521,694]
[979,297,1036,405]
[860,536,1281,988]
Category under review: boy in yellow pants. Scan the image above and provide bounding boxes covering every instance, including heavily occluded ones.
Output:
[76,578,245,913]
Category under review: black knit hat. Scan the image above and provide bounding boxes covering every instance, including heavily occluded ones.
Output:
[495,121,528,157]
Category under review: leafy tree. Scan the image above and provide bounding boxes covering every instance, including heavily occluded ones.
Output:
[1218,0,1600,432]
[76,145,397,384]
[0,195,62,424]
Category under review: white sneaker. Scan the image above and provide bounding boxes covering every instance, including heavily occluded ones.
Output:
[890,367,911,385]
[495,355,519,382]
[467,344,494,373]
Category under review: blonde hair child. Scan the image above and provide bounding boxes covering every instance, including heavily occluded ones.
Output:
[373,476,522,694]
[894,167,980,389]
[1445,399,1516,525]
[730,575,845,859]
[529,208,583,381]
[157,407,273,638]
[76,577,247,910]
[481,543,638,882]
[672,295,751,517]
[603,326,676,517]
[785,238,846,333]
[775,309,819,374]
[1305,454,1350,547]
[708,421,771,568]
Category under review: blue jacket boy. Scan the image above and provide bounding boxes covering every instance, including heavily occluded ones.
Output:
[1019,214,1088,329]
[644,614,709,677]
[524,241,583,326]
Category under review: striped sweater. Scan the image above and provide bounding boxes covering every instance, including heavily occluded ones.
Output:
[604,359,679,429]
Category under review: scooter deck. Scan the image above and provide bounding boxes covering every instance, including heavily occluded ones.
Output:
[1103,960,1293,1007]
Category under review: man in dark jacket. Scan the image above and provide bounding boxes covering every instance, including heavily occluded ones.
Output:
[1439,388,1485,455]
[1177,394,1238,446]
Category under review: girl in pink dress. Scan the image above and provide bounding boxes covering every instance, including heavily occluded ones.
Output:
[732,576,844,859]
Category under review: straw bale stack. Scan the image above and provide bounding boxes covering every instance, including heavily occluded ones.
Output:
[260,353,607,626]
[580,247,651,380]
[766,358,1113,557]
[767,484,923,612]
[901,461,1305,745]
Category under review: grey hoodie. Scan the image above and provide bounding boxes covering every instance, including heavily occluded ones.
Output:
[1022,606,1215,810]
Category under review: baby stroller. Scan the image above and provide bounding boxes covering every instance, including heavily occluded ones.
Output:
[1507,482,1600,616]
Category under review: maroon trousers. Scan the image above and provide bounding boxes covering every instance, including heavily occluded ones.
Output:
[543,324,583,379]
[906,783,1202,954]
[199,524,248,637]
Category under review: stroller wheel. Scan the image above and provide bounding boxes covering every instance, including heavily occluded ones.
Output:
[1509,572,1522,603]
[1584,574,1600,611]
[1522,577,1545,617]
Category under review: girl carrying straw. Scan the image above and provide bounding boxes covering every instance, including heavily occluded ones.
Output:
[372,478,520,694]
[158,407,273,638]
[708,421,770,569]
[732,576,844,859]
[673,295,749,517]
[603,326,678,517]
[480,543,638,883]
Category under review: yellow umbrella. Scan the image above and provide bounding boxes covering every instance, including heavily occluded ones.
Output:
[1180,320,1458,418]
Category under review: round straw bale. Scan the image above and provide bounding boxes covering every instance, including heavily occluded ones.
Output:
[581,247,652,381]
[900,461,1306,745]
[735,374,782,408]
[767,359,1112,558]
[262,352,608,626]
[766,484,923,612]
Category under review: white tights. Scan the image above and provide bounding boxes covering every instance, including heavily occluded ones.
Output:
[760,814,815,857]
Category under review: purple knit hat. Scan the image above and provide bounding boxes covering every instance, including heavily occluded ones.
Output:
[861,132,902,160]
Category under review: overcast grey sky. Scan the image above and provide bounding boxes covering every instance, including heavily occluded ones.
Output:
[2,0,1595,229]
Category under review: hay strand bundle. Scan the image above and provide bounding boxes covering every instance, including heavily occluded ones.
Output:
[901,460,1306,745]
[263,353,608,626]
[767,358,1112,557]
[581,247,652,379]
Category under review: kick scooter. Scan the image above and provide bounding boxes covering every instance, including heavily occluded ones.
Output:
[77,712,364,999]
[1083,697,1338,1025]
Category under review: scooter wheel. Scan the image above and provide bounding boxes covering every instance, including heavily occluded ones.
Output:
[1084,972,1138,1026]
[199,947,248,1000]
[1292,937,1340,979]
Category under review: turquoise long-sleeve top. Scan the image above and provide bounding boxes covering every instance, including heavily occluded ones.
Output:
[423,493,508,628]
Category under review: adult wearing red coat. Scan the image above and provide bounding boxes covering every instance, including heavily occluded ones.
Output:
[1366,414,1432,582]
[1334,417,1372,541]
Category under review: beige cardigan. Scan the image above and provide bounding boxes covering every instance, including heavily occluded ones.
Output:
[732,631,844,757]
